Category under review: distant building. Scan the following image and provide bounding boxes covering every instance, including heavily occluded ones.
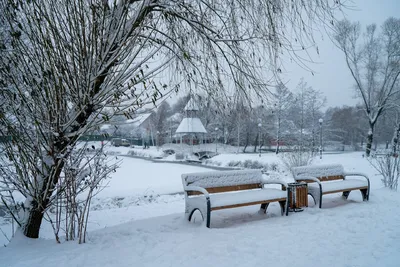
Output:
[126,113,153,146]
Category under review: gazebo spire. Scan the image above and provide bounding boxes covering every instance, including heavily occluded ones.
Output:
[184,97,200,112]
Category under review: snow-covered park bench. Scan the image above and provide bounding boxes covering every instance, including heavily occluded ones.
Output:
[182,169,288,228]
[292,164,370,208]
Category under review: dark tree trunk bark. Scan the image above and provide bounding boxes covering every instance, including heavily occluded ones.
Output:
[276,118,281,155]
[392,123,400,155]
[23,200,47,238]
[242,132,249,153]
[253,134,259,153]
[23,157,65,238]
[365,123,375,157]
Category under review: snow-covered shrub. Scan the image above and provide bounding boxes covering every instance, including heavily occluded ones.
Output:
[128,150,147,157]
[49,146,120,243]
[228,160,241,167]
[226,160,269,171]
[370,153,399,190]
[242,159,253,168]
[175,153,184,160]
[243,160,265,170]
[203,160,222,166]
[270,162,279,171]
[280,150,313,173]
[128,150,138,156]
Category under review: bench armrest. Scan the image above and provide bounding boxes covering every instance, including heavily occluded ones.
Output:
[343,172,369,181]
[294,175,321,184]
[343,172,370,188]
[184,186,210,198]
[262,179,288,189]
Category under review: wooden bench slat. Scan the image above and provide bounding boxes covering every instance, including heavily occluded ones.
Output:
[323,186,368,195]
[297,175,344,183]
[187,183,262,196]
[211,198,287,211]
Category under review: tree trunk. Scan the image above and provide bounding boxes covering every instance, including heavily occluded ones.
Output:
[242,132,249,153]
[23,200,47,238]
[253,134,259,153]
[311,129,315,156]
[242,144,248,153]
[23,157,65,238]
[392,123,400,155]
[365,124,375,157]
[276,117,281,154]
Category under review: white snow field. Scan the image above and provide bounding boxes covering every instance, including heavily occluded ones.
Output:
[1,147,399,267]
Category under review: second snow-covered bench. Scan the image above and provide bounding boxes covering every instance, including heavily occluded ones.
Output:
[292,164,370,208]
[182,169,288,228]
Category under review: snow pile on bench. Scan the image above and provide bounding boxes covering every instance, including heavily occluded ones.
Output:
[182,169,263,188]
[292,164,344,178]
[308,179,368,193]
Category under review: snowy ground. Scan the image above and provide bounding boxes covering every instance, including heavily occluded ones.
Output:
[1,145,399,267]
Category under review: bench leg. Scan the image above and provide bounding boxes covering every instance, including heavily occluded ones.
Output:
[187,209,195,221]
[308,193,317,205]
[308,191,322,208]
[278,201,286,216]
[188,208,205,223]
[342,191,351,200]
[259,203,269,214]
[360,189,368,201]
[206,199,211,228]
[319,194,322,208]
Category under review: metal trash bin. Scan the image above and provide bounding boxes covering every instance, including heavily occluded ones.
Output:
[286,182,308,212]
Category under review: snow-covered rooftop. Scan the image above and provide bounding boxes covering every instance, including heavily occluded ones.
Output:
[126,113,151,127]
[175,118,207,134]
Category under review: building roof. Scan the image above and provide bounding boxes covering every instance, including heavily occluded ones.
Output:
[126,113,152,127]
[184,97,200,111]
[175,118,207,134]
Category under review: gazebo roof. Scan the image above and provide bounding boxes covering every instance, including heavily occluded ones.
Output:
[184,97,200,111]
[175,118,207,134]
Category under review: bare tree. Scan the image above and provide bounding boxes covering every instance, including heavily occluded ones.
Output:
[151,101,172,145]
[272,83,294,154]
[326,106,366,150]
[307,88,326,155]
[0,0,343,239]
[334,18,400,156]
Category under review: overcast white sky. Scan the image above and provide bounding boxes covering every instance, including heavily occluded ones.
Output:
[283,0,400,108]
[167,1,400,110]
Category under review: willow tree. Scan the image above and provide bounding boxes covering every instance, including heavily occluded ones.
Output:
[0,0,343,239]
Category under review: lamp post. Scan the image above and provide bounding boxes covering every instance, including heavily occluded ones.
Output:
[258,122,262,157]
[215,127,219,153]
[319,118,323,159]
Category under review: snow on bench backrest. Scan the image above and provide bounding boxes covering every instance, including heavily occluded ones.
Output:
[292,164,344,178]
[182,169,263,188]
